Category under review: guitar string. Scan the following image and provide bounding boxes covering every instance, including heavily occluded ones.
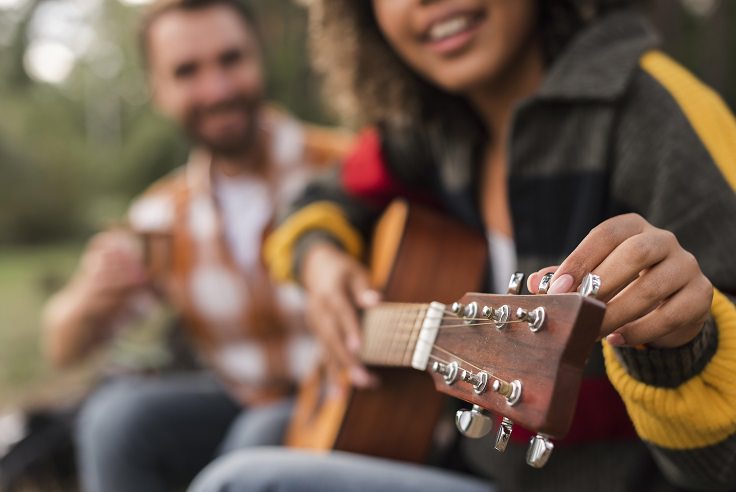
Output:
[427,350,510,386]
[367,311,534,324]
[428,354,451,365]
[369,308,523,321]
[438,320,528,328]
[366,305,535,321]
[364,319,528,364]
[424,343,484,374]
[428,344,477,371]
[379,319,528,329]
[364,323,514,385]
[364,309,532,367]
[367,340,511,387]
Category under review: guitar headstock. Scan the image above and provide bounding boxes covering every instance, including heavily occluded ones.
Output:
[418,273,605,467]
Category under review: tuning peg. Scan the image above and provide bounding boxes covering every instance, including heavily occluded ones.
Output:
[462,302,479,325]
[451,302,464,316]
[494,417,513,452]
[460,369,488,394]
[492,379,522,406]
[526,434,554,468]
[432,361,459,385]
[482,304,510,330]
[507,272,525,295]
[516,306,546,332]
[455,405,493,438]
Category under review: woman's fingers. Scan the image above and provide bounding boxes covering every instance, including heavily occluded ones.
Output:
[529,215,711,348]
[329,289,364,355]
[315,298,374,387]
[307,300,355,374]
[599,253,691,336]
[548,214,650,292]
[591,229,675,302]
[301,244,382,388]
[606,274,713,348]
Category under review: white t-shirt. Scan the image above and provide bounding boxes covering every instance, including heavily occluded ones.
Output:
[214,172,273,272]
[487,230,517,294]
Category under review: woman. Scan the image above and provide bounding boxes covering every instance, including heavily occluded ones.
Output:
[192,1,736,490]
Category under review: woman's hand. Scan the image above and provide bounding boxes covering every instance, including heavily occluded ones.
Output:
[301,242,381,387]
[527,214,713,349]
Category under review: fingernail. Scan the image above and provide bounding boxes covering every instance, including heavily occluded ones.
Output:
[359,290,381,306]
[347,335,361,354]
[350,367,371,387]
[547,274,573,294]
[606,333,626,347]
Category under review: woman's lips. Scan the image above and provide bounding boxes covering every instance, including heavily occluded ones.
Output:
[423,11,486,56]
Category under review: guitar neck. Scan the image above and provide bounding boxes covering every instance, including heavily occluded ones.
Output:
[360,302,444,369]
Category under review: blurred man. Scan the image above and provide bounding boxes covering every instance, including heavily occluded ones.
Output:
[41,0,351,490]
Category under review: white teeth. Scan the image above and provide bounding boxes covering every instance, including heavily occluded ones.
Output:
[428,16,471,41]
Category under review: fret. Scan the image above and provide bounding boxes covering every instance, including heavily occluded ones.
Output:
[360,303,432,367]
[390,307,406,364]
[402,308,425,367]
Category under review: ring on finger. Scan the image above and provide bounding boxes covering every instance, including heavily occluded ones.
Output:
[578,273,602,298]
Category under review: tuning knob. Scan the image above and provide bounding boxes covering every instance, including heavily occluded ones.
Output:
[516,306,546,332]
[526,434,554,468]
[455,405,493,438]
[507,272,525,295]
[494,417,513,452]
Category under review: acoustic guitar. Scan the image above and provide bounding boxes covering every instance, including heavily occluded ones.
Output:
[286,200,605,468]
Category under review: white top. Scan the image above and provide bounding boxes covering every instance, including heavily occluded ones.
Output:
[487,230,518,294]
[214,172,273,272]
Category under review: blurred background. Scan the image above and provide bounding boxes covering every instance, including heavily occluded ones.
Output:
[0,0,734,437]
[0,0,328,411]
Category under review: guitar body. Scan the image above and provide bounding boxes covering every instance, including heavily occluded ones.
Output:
[286,201,488,462]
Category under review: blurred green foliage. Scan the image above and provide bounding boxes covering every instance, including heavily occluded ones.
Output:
[0,243,79,402]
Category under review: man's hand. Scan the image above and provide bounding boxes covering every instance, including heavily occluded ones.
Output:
[527,214,712,349]
[75,229,148,320]
[301,242,380,388]
[42,229,148,367]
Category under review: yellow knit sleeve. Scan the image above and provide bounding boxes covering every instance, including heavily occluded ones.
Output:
[264,202,365,282]
[603,289,736,449]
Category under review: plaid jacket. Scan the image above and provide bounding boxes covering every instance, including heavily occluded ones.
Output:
[127,109,353,405]
[266,10,736,491]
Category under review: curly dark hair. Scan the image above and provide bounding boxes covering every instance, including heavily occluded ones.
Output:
[302,0,639,126]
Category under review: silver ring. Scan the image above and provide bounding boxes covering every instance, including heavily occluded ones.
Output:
[538,273,554,294]
[578,273,601,298]
[507,272,524,295]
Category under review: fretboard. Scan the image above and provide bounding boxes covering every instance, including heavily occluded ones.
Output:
[360,302,432,368]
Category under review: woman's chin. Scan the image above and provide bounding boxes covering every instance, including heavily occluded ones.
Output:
[431,72,495,95]
[423,58,503,95]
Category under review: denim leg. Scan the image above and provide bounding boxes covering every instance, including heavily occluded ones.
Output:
[76,373,240,492]
[189,448,492,492]
[218,398,294,454]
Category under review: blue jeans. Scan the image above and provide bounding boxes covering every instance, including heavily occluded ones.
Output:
[76,373,292,492]
[189,448,492,492]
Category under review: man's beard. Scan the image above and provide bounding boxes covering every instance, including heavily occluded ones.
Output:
[183,94,263,158]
